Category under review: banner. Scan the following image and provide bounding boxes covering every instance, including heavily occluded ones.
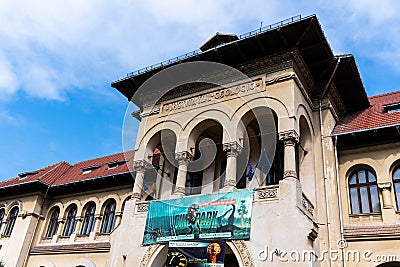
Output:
[166,241,226,267]
[143,190,253,245]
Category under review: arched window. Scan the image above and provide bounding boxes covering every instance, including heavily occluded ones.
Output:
[63,205,77,237]
[100,199,116,234]
[80,202,96,236]
[0,208,5,231]
[4,206,19,236]
[393,167,400,210]
[45,207,60,238]
[349,169,380,214]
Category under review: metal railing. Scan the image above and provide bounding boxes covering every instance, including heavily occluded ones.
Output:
[120,14,313,80]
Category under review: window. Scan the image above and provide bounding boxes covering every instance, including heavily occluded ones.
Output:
[81,166,100,174]
[45,207,60,238]
[100,200,116,234]
[393,167,400,211]
[63,205,77,237]
[384,103,400,114]
[185,171,202,195]
[349,169,381,214]
[3,206,19,236]
[0,209,5,231]
[80,202,96,236]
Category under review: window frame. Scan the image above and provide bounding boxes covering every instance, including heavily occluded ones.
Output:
[0,208,5,233]
[45,207,60,238]
[80,202,96,236]
[100,200,116,234]
[393,167,400,211]
[62,205,77,237]
[348,169,381,215]
[3,206,19,236]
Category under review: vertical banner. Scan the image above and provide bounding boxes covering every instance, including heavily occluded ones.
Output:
[143,190,253,245]
[166,241,226,267]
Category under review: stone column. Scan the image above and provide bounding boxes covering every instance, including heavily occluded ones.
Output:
[93,214,102,233]
[378,182,393,208]
[115,211,123,227]
[173,151,193,196]
[73,216,83,235]
[279,130,299,179]
[56,219,64,236]
[222,141,242,190]
[132,160,153,199]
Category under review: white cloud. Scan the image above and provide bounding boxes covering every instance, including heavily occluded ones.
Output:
[0,0,399,102]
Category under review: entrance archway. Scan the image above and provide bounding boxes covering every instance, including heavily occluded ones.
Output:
[142,240,254,267]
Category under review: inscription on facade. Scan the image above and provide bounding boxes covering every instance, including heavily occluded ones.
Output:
[162,79,264,113]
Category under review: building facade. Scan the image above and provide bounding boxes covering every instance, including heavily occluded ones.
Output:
[1,15,400,267]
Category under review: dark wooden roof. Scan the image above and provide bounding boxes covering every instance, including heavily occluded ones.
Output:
[111,15,369,114]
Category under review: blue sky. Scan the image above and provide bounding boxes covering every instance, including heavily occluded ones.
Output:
[1,0,400,181]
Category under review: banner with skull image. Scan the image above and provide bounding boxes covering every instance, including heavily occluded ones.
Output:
[166,241,226,267]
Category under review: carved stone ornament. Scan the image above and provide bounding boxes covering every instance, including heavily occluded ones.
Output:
[132,192,142,199]
[133,160,153,173]
[136,202,149,213]
[258,187,278,199]
[279,130,299,146]
[224,179,237,187]
[231,240,255,267]
[139,244,162,267]
[283,170,298,179]
[173,186,186,195]
[302,196,315,216]
[223,141,243,157]
[175,151,193,166]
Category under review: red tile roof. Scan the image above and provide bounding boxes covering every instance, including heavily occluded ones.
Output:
[53,150,135,186]
[333,91,400,134]
[0,151,135,189]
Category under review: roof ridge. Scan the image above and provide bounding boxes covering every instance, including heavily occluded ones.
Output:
[368,90,400,100]
[73,150,135,165]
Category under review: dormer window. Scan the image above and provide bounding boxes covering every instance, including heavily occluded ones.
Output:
[18,171,38,179]
[108,161,125,169]
[81,166,100,174]
[384,103,400,114]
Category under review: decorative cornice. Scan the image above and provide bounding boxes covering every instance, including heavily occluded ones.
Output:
[133,160,153,173]
[175,151,193,166]
[223,141,243,157]
[279,130,299,146]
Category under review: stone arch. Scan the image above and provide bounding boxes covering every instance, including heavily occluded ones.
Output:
[62,201,80,220]
[232,96,289,134]
[100,193,121,212]
[140,241,253,267]
[6,200,22,214]
[296,103,315,136]
[299,115,316,202]
[135,120,181,160]
[385,157,400,180]
[181,109,232,149]
[45,202,63,218]
[100,197,117,215]
[81,200,98,218]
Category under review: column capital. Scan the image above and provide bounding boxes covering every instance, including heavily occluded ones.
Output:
[175,151,193,166]
[279,130,299,146]
[223,141,243,157]
[283,170,298,179]
[378,182,392,190]
[173,186,186,195]
[133,160,153,173]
